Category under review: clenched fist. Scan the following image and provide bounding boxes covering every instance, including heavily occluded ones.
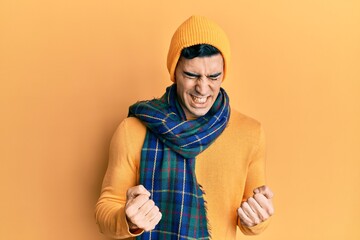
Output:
[125,185,162,232]
[238,185,274,227]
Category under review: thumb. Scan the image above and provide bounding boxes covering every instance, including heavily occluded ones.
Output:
[127,185,151,200]
[253,185,274,199]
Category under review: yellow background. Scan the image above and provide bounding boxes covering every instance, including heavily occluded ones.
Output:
[1,1,359,239]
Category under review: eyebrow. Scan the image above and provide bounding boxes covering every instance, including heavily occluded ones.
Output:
[183,71,222,78]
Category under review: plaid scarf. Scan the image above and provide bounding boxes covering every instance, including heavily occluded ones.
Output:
[129,84,230,239]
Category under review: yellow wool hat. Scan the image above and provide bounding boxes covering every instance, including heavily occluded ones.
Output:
[167,15,231,82]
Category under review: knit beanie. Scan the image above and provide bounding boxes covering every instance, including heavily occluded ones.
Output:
[167,15,231,82]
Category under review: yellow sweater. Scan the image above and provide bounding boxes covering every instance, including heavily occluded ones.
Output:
[95,109,270,239]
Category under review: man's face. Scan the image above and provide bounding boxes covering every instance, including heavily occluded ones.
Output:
[174,54,224,119]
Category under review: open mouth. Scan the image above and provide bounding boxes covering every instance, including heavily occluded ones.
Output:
[191,95,208,104]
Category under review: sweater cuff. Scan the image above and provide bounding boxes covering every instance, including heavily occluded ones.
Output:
[238,217,271,235]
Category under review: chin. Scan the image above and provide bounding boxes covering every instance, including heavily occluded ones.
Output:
[191,109,210,118]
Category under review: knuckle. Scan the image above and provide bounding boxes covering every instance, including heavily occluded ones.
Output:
[237,208,241,215]
[254,193,262,200]
[268,208,275,216]
[125,206,134,217]
[254,219,260,225]
[248,197,256,203]
[243,221,253,227]
[133,185,141,192]
[153,217,161,225]
[153,205,159,212]
[259,213,268,221]
[148,200,155,207]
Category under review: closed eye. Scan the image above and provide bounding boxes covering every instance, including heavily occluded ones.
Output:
[207,72,222,80]
[183,71,200,79]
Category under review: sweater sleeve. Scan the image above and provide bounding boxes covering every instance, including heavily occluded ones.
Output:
[95,118,145,239]
[238,124,271,235]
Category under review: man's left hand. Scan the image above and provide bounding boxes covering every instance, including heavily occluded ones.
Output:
[237,185,274,227]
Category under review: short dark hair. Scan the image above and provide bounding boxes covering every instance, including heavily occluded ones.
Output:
[180,44,220,59]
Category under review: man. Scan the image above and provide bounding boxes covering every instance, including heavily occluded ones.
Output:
[95,15,274,239]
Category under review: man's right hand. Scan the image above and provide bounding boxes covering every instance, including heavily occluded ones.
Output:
[125,185,162,232]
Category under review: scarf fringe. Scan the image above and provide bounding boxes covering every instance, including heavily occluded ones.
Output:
[199,183,212,240]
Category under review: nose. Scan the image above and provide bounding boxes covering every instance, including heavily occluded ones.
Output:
[195,78,209,95]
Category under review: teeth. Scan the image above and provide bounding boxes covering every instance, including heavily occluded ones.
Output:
[192,96,207,103]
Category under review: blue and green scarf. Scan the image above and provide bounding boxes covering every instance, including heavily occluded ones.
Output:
[129,84,230,239]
